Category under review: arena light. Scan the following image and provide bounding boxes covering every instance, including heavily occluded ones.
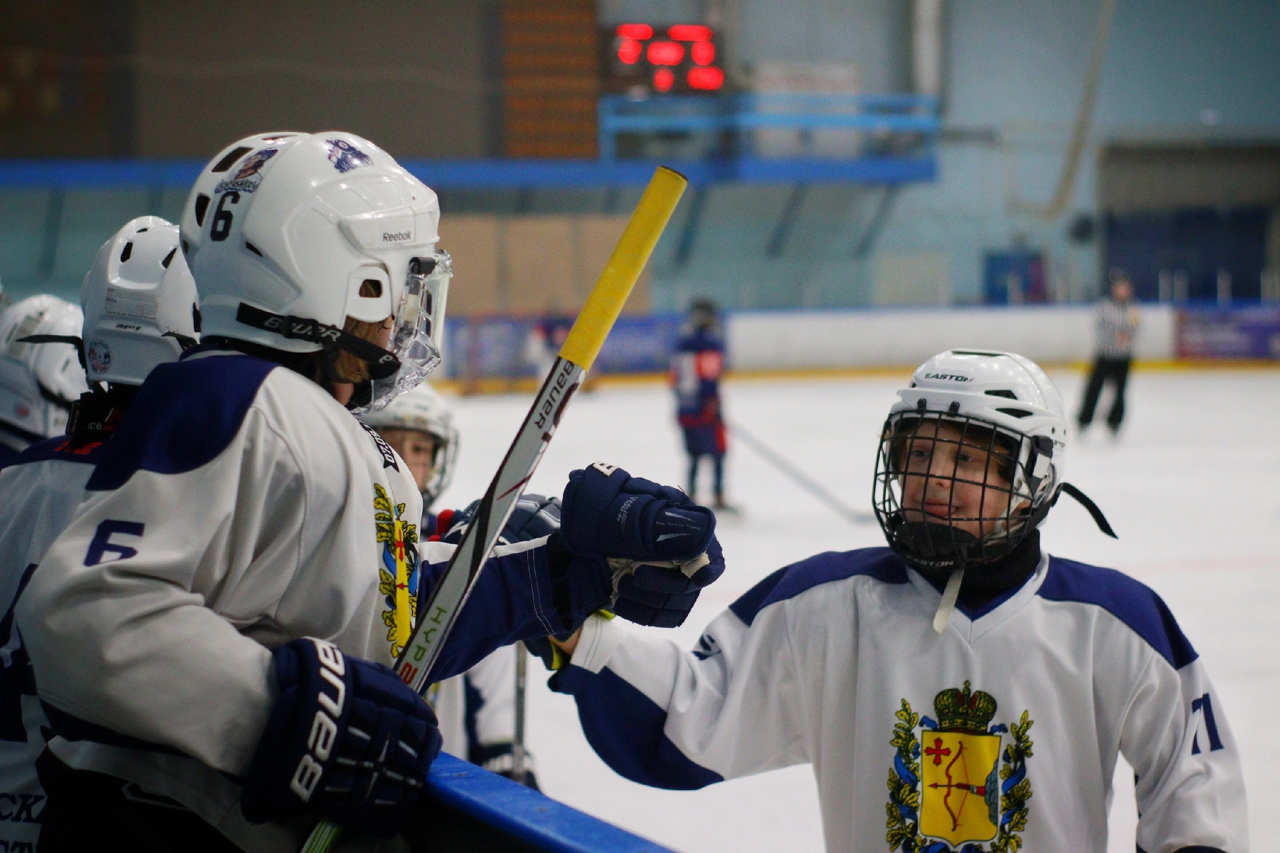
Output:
[616,23,653,40]
[691,41,715,66]
[668,24,712,42]
[646,41,685,66]
[617,38,642,64]
[687,66,725,91]
[654,67,675,92]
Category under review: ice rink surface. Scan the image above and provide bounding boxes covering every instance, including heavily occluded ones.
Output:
[437,367,1280,852]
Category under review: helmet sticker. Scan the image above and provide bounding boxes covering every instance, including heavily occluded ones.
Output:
[87,341,112,374]
[213,148,279,194]
[326,138,373,173]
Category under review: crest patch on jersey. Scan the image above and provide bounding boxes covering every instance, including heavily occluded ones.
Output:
[374,483,420,660]
[326,139,373,174]
[213,147,278,194]
[886,681,1033,853]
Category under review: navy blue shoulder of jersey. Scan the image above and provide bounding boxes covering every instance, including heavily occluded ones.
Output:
[0,441,20,470]
[86,354,279,492]
[8,434,111,468]
[729,547,907,626]
[1039,556,1198,669]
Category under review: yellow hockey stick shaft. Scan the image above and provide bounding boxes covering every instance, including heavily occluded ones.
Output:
[558,166,687,369]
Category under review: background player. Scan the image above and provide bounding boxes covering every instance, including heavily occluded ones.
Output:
[360,383,539,787]
[536,350,1247,852]
[17,131,722,850]
[0,296,88,465]
[671,298,729,508]
[0,216,200,850]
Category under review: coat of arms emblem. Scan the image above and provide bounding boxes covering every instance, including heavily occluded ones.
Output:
[887,682,1034,852]
[374,483,420,659]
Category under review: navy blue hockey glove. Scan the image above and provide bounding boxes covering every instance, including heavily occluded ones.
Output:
[241,638,442,838]
[555,463,725,628]
[441,493,561,546]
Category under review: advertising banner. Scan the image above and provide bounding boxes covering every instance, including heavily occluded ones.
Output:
[1176,305,1280,359]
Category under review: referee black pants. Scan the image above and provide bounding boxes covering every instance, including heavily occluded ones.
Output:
[1077,356,1131,431]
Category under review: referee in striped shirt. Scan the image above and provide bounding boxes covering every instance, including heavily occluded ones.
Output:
[1078,269,1140,434]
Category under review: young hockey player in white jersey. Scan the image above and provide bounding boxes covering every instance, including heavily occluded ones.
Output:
[0,217,200,851]
[360,383,539,787]
[0,296,88,466]
[17,132,723,852]
[539,350,1248,853]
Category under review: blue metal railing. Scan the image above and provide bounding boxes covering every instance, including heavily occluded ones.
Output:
[597,92,939,160]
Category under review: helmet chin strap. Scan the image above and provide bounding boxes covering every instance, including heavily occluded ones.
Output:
[932,565,965,634]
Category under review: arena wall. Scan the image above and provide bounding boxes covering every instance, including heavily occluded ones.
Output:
[724,304,1176,371]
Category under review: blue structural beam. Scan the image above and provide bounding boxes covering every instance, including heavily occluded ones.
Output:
[425,753,675,853]
[0,155,935,190]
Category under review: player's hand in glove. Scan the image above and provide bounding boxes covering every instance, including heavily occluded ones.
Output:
[554,462,724,628]
[240,637,442,838]
[441,493,561,546]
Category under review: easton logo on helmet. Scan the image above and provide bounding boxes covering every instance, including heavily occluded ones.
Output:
[924,373,972,382]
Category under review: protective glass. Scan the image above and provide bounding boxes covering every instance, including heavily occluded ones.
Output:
[872,411,1039,571]
[356,250,451,414]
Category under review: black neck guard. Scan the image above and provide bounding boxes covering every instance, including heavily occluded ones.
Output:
[917,530,1042,611]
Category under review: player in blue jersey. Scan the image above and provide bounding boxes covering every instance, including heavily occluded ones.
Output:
[0,296,88,466]
[670,298,729,507]
[0,216,200,851]
[17,132,722,852]
[538,349,1248,853]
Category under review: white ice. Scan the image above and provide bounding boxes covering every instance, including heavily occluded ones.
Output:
[437,368,1280,852]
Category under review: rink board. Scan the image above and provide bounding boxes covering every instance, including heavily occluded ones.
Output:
[422,754,674,852]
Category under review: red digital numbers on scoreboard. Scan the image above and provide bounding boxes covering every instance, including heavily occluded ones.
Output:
[602,22,725,95]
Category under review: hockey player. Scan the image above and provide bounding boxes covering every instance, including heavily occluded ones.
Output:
[670,298,728,508]
[17,132,722,851]
[0,295,88,465]
[0,216,201,850]
[360,383,539,787]
[539,349,1248,852]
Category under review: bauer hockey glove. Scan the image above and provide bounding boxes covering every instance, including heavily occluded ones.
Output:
[241,637,442,838]
[555,462,724,628]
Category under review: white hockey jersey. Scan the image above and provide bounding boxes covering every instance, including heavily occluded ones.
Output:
[555,548,1249,853]
[0,436,109,851]
[16,349,571,852]
[431,647,516,762]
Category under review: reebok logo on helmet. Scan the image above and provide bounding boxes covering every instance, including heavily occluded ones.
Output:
[382,231,411,243]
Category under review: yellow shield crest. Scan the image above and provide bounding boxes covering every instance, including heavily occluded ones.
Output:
[918,730,1001,845]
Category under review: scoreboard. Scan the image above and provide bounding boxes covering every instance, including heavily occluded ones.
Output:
[599,23,726,95]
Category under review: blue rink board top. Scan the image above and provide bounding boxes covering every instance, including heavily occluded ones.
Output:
[427,753,676,853]
[0,156,935,189]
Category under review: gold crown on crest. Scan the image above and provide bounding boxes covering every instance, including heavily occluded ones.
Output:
[933,681,997,733]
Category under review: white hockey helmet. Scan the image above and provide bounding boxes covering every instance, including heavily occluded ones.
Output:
[359,381,458,507]
[872,349,1069,571]
[179,131,451,412]
[80,216,200,386]
[0,295,89,445]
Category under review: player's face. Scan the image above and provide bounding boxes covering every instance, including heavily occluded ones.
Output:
[378,428,439,493]
[897,420,1014,539]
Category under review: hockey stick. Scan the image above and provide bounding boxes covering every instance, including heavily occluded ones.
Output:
[512,641,529,784]
[301,166,687,853]
[726,419,876,524]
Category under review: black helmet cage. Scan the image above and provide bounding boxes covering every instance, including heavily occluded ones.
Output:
[872,408,1057,572]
